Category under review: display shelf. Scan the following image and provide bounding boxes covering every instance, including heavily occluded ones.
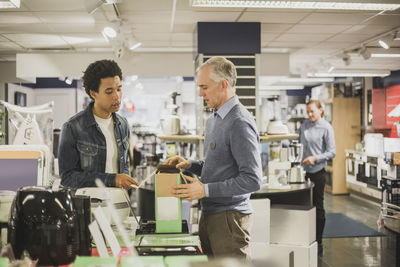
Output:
[260,134,299,142]
[157,135,204,144]
[158,134,298,143]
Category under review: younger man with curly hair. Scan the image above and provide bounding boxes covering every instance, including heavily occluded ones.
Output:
[58,59,139,190]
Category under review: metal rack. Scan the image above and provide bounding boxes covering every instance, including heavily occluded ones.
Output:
[195,54,259,136]
[381,202,400,266]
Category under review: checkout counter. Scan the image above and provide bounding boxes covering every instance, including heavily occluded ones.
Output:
[136,180,317,267]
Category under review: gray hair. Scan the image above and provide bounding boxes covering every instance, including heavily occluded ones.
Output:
[200,56,237,91]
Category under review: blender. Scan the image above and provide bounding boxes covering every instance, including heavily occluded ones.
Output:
[288,140,305,183]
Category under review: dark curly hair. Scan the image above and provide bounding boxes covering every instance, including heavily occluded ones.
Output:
[82,59,122,100]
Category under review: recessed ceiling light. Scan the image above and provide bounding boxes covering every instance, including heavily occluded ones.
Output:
[190,0,400,11]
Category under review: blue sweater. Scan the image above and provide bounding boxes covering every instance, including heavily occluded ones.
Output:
[298,118,336,173]
[188,96,262,215]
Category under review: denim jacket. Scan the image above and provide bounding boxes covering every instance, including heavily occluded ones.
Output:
[58,102,130,190]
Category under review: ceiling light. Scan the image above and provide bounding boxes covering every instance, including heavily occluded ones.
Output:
[190,0,400,11]
[308,69,390,77]
[378,35,392,49]
[102,26,117,39]
[84,0,106,14]
[84,0,121,14]
[260,85,304,90]
[64,77,73,85]
[0,0,20,8]
[128,38,142,50]
[371,53,400,58]
[278,77,334,83]
[394,31,400,41]
[359,46,371,60]
[342,53,351,66]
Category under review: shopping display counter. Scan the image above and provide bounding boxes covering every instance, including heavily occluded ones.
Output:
[251,182,314,206]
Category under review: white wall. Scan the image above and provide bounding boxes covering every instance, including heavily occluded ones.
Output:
[260,53,290,76]
[34,89,77,129]
[17,52,195,78]
[7,83,35,107]
[6,84,80,129]
[0,62,35,83]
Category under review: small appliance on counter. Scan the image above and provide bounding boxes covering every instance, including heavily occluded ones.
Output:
[71,195,91,256]
[160,92,181,136]
[134,233,201,256]
[0,190,16,247]
[75,187,130,225]
[267,120,289,135]
[288,140,305,183]
[0,190,15,223]
[8,186,79,266]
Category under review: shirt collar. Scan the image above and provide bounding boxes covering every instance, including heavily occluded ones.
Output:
[215,95,239,120]
[83,101,121,128]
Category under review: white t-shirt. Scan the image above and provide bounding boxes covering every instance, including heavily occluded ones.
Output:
[94,114,118,174]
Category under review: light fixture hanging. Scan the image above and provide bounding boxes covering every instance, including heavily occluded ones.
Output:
[102,26,117,39]
[0,0,20,8]
[359,46,371,60]
[378,35,391,49]
[64,77,73,85]
[341,53,351,66]
[394,31,400,41]
[127,38,142,51]
[84,0,121,14]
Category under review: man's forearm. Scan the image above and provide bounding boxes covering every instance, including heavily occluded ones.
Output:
[60,170,116,190]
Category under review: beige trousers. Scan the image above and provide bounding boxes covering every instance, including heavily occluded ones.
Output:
[199,210,252,259]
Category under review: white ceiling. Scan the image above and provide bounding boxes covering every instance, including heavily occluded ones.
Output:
[0,0,400,76]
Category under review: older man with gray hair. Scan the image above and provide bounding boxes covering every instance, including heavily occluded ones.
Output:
[165,56,262,259]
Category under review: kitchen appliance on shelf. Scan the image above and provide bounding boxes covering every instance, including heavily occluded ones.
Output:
[8,186,79,266]
[160,92,181,136]
[267,120,289,135]
[288,140,305,183]
[268,160,291,189]
[71,194,92,256]
[0,190,15,223]
[0,190,16,248]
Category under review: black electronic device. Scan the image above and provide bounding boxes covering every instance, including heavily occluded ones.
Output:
[136,219,189,235]
[8,186,80,266]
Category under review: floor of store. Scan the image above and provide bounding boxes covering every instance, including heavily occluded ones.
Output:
[320,192,397,267]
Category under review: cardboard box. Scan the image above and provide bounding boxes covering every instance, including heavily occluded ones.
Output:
[270,205,315,246]
[155,164,183,233]
[266,242,318,267]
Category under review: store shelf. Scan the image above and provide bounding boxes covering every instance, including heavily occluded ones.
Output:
[260,134,299,142]
[157,135,204,144]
